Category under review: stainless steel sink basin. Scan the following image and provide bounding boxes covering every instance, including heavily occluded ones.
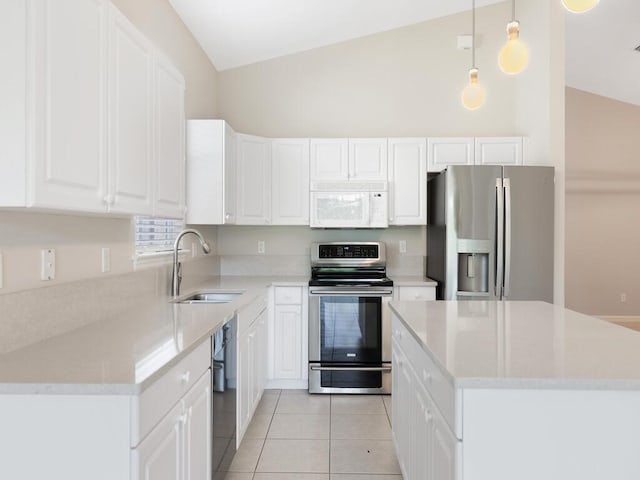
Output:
[174,291,243,304]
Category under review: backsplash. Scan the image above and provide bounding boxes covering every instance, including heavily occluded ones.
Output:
[0,255,219,354]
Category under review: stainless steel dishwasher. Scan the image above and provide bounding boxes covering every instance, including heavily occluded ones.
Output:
[212,316,237,479]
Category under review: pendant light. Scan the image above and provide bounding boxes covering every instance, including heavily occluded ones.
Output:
[561,0,599,13]
[461,0,486,110]
[498,0,529,75]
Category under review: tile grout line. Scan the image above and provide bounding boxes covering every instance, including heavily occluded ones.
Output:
[253,389,281,478]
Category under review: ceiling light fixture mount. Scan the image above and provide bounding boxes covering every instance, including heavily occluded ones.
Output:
[498,0,529,75]
[561,0,600,14]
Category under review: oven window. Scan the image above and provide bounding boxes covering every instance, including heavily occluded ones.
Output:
[319,296,382,388]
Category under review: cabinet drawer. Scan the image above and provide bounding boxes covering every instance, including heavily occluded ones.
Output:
[274,286,302,305]
[132,338,211,446]
[397,286,435,301]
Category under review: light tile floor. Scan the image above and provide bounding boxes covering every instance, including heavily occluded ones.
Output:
[223,390,402,480]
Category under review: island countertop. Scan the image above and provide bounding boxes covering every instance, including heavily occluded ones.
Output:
[389,300,640,390]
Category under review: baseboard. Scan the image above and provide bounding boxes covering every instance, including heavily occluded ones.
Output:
[266,379,309,390]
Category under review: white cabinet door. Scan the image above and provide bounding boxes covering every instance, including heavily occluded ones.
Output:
[349,138,388,181]
[427,138,474,173]
[186,120,236,225]
[388,138,427,225]
[183,371,212,480]
[237,327,253,442]
[413,377,434,480]
[432,408,459,480]
[309,138,348,182]
[154,54,185,218]
[237,134,271,225]
[254,310,268,404]
[392,339,414,480]
[474,137,523,166]
[133,401,182,480]
[108,6,153,215]
[272,139,310,225]
[223,123,238,224]
[30,0,108,212]
[273,304,304,380]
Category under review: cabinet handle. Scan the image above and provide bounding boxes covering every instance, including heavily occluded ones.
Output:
[225,213,231,220]
[425,409,433,423]
[422,370,432,383]
[180,371,191,384]
[415,294,421,299]
[103,194,114,205]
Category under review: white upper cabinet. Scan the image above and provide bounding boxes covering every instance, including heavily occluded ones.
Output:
[427,138,474,173]
[186,119,236,225]
[236,134,271,225]
[271,139,310,225]
[153,54,186,218]
[310,138,387,183]
[108,6,153,215]
[388,138,427,225]
[348,138,388,181]
[428,137,525,172]
[0,0,185,218]
[474,137,523,166]
[309,138,349,181]
[0,0,109,212]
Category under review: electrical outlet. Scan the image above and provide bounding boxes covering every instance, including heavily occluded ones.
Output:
[620,292,627,303]
[41,249,55,281]
[101,247,111,273]
[399,240,407,254]
[258,240,265,254]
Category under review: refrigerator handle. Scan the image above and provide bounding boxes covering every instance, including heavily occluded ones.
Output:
[495,178,504,298]
[503,178,512,299]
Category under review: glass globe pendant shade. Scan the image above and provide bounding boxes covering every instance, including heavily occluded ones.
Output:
[498,21,529,75]
[561,0,599,13]
[461,68,486,110]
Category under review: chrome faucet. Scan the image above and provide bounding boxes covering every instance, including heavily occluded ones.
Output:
[172,229,211,297]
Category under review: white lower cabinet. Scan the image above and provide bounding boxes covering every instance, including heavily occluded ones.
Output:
[392,316,460,480]
[133,369,211,480]
[267,286,309,389]
[237,296,268,445]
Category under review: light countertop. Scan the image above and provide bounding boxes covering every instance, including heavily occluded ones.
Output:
[390,300,640,390]
[0,276,308,395]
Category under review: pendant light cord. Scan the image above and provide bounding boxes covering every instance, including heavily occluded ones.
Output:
[472,0,476,68]
[512,0,516,21]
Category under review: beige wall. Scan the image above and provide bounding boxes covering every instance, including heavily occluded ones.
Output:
[0,0,218,294]
[217,3,517,138]
[565,87,640,315]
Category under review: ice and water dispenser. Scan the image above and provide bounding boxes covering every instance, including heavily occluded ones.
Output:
[457,252,489,294]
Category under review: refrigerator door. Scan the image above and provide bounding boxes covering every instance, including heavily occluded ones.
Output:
[446,165,503,300]
[502,166,554,302]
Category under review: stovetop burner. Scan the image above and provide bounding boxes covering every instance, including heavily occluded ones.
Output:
[309,241,393,287]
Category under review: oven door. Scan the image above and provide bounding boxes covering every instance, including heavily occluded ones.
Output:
[308,287,392,394]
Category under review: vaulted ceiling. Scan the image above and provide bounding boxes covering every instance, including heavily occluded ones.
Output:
[169,0,640,106]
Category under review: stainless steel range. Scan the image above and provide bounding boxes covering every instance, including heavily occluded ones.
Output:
[308,242,393,394]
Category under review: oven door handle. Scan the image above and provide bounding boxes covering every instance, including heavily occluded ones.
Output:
[309,366,392,372]
[309,289,393,296]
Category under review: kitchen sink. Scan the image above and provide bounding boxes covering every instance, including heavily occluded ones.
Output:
[174,291,243,304]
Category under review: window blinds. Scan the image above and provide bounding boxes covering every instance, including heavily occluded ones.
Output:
[135,217,184,253]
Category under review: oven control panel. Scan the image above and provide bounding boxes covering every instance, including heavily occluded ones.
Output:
[318,244,379,259]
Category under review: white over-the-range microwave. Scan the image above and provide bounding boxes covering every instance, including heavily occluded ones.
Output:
[309,181,388,228]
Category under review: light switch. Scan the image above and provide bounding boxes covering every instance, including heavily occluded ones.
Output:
[258,240,265,254]
[399,240,407,254]
[41,249,55,281]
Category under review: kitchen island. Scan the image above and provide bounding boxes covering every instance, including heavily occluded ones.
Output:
[390,300,640,480]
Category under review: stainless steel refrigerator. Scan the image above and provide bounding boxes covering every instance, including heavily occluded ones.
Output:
[427,165,554,302]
